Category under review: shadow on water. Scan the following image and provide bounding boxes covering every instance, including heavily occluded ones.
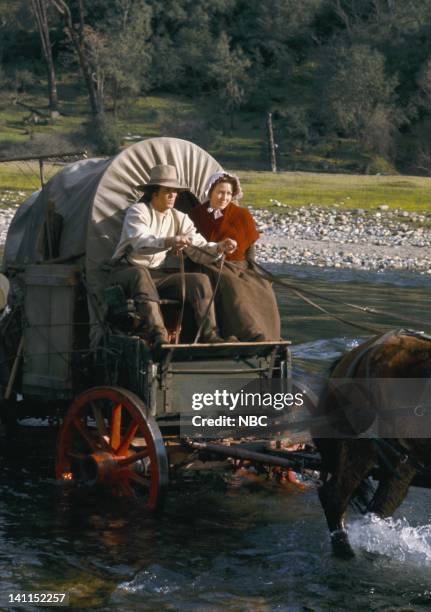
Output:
[1,265,431,609]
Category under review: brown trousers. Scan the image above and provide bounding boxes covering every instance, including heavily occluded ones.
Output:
[108,262,217,338]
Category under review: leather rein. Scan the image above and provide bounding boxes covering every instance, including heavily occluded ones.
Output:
[173,244,430,338]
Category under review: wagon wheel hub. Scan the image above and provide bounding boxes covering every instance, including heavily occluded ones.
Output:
[81,450,126,486]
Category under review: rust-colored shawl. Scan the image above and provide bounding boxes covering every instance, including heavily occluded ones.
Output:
[190,203,259,261]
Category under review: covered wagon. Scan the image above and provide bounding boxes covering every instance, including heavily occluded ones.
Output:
[0,137,308,509]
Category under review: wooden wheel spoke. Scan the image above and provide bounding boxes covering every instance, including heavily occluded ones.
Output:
[110,403,122,450]
[91,402,108,438]
[72,418,99,451]
[117,448,149,468]
[116,421,139,456]
[129,472,150,489]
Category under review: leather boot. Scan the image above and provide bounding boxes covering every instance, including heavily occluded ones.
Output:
[224,335,239,343]
[135,300,169,344]
[193,295,225,343]
[201,330,225,344]
[198,317,224,344]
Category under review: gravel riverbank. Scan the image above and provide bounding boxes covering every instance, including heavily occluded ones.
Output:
[1,192,430,272]
[253,202,431,273]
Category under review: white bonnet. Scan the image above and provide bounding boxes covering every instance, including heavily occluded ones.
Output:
[203,172,243,203]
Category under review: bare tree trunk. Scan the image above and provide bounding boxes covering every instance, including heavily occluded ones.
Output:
[267,112,277,172]
[30,0,59,117]
[50,0,103,115]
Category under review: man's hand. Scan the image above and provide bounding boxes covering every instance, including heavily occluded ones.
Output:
[217,238,237,254]
[165,235,192,251]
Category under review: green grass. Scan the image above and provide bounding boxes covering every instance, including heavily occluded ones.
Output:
[236,170,431,212]
[1,161,431,214]
[0,161,59,196]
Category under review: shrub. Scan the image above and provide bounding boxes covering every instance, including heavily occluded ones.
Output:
[277,106,311,145]
[158,113,219,150]
[12,68,38,93]
[85,114,120,155]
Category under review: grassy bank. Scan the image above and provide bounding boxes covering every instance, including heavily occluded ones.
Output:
[1,162,431,213]
[237,170,431,212]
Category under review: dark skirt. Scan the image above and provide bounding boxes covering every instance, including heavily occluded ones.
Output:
[202,260,281,341]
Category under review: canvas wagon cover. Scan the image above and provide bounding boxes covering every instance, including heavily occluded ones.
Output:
[4,137,222,295]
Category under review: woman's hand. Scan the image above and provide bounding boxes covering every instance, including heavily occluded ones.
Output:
[217,238,237,254]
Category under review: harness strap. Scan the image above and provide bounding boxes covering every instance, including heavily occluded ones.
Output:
[341,329,400,379]
[371,438,401,480]
[290,287,382,334]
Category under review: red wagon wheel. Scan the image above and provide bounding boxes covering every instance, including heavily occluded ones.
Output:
[56,386,168,511]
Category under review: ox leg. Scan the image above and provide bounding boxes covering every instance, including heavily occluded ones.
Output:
[318,440,376,559]
[368,462,416,518]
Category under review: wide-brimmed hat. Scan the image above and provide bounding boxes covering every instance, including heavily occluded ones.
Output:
[137,164,186,191]
[0,273,9,310]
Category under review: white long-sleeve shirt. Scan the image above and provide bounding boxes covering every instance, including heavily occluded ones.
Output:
[112,202,219,268]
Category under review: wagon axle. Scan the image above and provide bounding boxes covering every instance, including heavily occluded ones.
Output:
[74,447,147,486]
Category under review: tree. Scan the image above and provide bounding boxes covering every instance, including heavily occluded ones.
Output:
[30,0,59,115]
[256,0,323,57]
[101,0,153,115]
[50,0,104,114]
[31,0,58,117]
[147,0,238,92]
[329,0,431,43]
[319,44,399,154]
[208,33,251,130]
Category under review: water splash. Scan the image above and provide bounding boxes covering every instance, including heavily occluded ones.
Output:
[117,564,187,595]
[349,514,431,566]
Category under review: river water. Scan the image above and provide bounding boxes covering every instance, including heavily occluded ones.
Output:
[0,265,430,610]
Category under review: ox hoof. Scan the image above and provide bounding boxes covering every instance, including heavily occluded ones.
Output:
[331,530,355,559]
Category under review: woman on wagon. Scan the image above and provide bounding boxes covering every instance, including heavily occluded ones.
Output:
[189,172,281,341]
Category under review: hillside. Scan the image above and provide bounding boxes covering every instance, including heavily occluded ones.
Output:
[0,85,398,175]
